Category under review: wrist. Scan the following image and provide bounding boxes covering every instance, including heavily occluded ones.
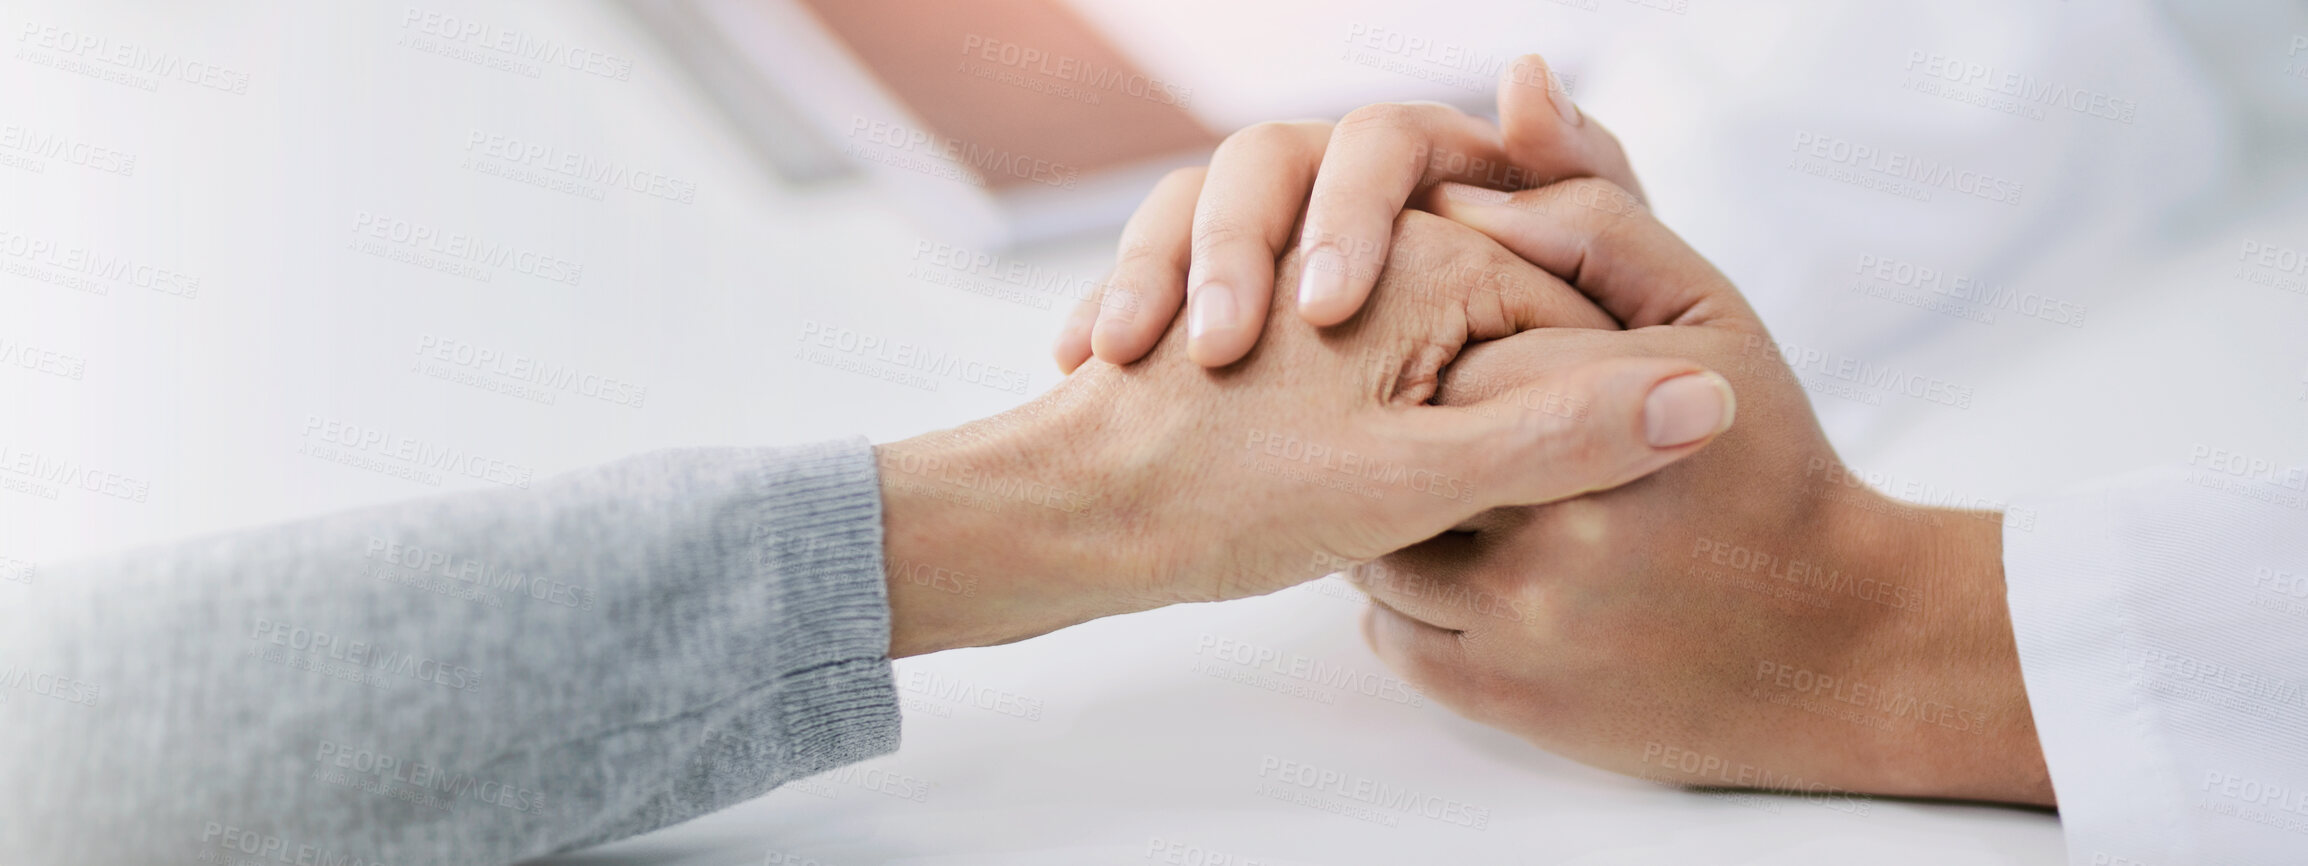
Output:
[875,403,1142,657]
[1831,494,2054,805]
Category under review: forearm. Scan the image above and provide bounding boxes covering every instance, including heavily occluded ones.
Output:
[874,406,1146,658]
[1834,497,2053,806]
[0,443,899,865]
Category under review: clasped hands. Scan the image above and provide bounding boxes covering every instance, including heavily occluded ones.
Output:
[879,56,2053,808]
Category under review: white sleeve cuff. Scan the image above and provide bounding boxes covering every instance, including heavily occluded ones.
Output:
[2005,466,2308,866]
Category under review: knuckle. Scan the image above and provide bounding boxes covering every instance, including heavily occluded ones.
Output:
[1089,281,1142,322]
[1112,232,1169,273]
[1336,102,1438,139]
[1386,212,1495,299]
[1584,121,1637,168]
[1420,643,1517,715]
[1382,210,1455,265]
[1537,412,1615,481]
[1388,629,1464,681]
[1389,207,1451,243]
[1218,120,1317,158]
[1155,165,1207,192]
[1555,176,1648,222]
[1589,123,1631,160]
[1190,210,1266,258]
[1554,175,1622,202]
[1103,250,1170,320]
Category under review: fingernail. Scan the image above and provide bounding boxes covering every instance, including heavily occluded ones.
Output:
[1543,63,1581,126]
[1439,181,1511,205]
[1644,372,1735,448]
[1298,248,1348,311]
[1188,282,1237,343]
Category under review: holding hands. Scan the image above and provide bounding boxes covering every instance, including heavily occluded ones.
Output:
[880,192,1729,657]
[1363,180,2049,807]
[1053,54,1639,370]
[1028,53,2048,807]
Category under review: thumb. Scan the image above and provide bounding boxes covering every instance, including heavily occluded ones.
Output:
[1493,54,1647,202]
[1387,357,1735,510]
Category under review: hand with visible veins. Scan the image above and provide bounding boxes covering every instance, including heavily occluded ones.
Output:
[1351,179,2052,807]
[1052,53,1641,371]
[882,176,1734,658]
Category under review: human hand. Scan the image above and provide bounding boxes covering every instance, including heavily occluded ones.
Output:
[1051,53,1641,371]
[1351,179,2052,806]
[879,174,1730,658]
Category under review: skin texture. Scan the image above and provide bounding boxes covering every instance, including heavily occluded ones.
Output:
[1062,72,2050,805]
[1053,53,1643,372]
[1352,180,2053,807]
[879,185,1733,659]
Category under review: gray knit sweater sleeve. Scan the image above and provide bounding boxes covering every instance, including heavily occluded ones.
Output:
[0,440,901,866]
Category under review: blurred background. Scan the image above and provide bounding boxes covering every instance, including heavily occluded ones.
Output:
[5,0,2307,863]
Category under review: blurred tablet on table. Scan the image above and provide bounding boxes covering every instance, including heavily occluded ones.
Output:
[627,0,1506,247]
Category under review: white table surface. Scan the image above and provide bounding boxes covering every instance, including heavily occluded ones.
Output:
[10,1,2306,863]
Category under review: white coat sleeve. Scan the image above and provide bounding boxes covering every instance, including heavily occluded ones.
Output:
[2004,464,2308,866]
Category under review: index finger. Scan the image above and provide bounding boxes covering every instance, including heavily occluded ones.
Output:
[1425,179,1760,330]
[1291,102,1520,327]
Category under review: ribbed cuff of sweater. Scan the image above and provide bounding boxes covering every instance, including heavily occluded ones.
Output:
[747,437,901,776]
